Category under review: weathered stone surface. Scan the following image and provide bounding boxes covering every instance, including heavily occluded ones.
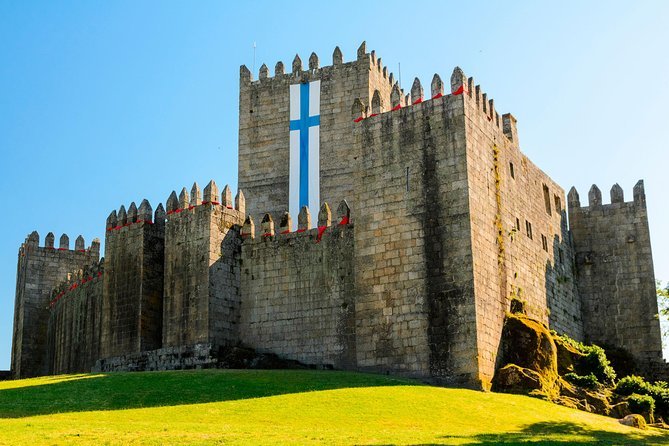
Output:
[619,414,647,429]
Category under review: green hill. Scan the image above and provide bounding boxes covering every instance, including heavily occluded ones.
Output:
[0,369,667,445]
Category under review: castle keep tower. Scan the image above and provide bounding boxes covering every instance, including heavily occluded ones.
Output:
[11,232,99,378]
[238,42,400,226]
[568,181,663,361]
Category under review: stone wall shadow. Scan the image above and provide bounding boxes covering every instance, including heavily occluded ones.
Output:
[0,369,417,418]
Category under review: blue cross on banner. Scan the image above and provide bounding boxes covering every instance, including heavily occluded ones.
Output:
[289,80,320,229]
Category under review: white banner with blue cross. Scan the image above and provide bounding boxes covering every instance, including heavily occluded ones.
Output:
[289,80,320,230]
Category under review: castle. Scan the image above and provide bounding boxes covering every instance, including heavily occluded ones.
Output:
[10,42,665,388]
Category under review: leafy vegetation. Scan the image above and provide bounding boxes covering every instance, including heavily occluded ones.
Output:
[552,332,616,384]
[564,372,599,389]
[0,370,667,445]
[616,375,669,420]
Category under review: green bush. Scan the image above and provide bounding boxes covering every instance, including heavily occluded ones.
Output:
[564,373,599,389]
[580,345,616,385]
[616,375,669,420]
[627,393,655,421]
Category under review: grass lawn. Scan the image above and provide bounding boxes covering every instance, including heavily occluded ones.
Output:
[0,369,668,445]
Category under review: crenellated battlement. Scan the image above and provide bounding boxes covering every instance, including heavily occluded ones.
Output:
[106,199,165,233]
[567,180,646,210]
[241,200,351,243]
[50,259,104,308]
[164,180,245,221]
[20,231,100,256]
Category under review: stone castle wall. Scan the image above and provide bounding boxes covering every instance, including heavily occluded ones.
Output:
[239,216,355,369]
[101,200,165,358]
[11,232,99,377]
[47,261,104,375]
[458,71,582,384]
[350,83,477,383]
[569,181,663,361]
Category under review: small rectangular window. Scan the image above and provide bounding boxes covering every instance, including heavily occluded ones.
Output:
[541,234,548,252]
[543,184,552,216]
[525,220,533,239]
[554,194,562,213]
[515,217,520,231]
[558,248,564,264]
[510,162,515,179]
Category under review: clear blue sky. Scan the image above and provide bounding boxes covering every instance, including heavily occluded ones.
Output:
[1,1,668,369]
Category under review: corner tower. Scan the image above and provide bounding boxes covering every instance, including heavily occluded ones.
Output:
[568,181,663,361]
[11,232,100,378]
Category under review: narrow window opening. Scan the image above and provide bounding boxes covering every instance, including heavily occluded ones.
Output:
[541,234,548,252]
[406,167,410,192]
[510,162,515,179]
[558,248,564,264]
[525,220,533,239]
[515,217,520,231]
[543,184,552,216]
[554,194,562,213]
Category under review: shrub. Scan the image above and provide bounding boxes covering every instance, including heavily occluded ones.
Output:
[579,345,616,385]
[564,372,599,389]
[615,375,669,420]
[615,375,648,396]
[553,333,616,384]
[627,393,655,422]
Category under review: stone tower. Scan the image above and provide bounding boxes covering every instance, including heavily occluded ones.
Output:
[101,200,165,358]
[568,181,663,361]
[238,42,402,227]
[11,231,99,378]
[162,181,245,349]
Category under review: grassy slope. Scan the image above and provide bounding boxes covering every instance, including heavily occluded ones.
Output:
[0,370,667,445]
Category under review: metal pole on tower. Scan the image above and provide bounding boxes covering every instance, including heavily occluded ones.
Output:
[398,62,402,90]
[253,42,257,74]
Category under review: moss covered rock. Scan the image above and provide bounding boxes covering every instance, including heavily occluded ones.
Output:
[619,414,647,430]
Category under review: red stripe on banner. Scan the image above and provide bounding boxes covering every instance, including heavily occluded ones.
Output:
[280,229,290,234]
[316,225,327,242]
[263,232,273,237]
[339,216,349,226]
[226,205,233,209]
[296,228,306,233]
[58,248,67,251]
[175,208,183,213]
[77,250,86,253]
[412,98,423,105]
[211,201,220,205]
[98,271,103,277]
[201,201,209,205]
[353,116,364,123]
[432,93,444,99]
[368,113,378,118]
[166,210,175,215]
[113,226,122,230]
[452,85,466,95]
[47,246,55,250]
[391,104,402,111]
[188,206,195,210]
